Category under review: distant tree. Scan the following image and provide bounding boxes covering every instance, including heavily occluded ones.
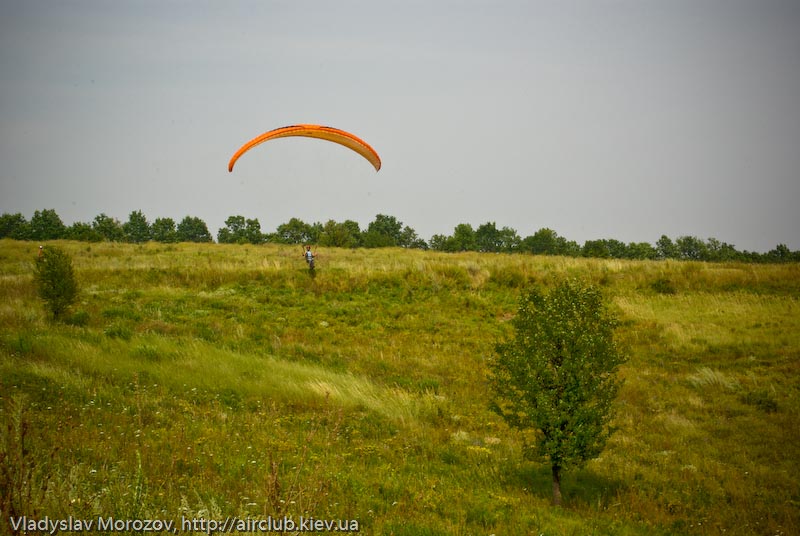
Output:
[739,250,763,263]
[676,236,707,261]
[369,214,403,239]
[476,222,502,252]
[605,239,628,259]
[363,214,404,248]
[244,218,264,244]
[582,239,611,259]
[428,234,450,251]
[123,210,151,243]
[33,246,79,320]
[705,238,740,262]
[655,235,678,259]
[450,223,477,252]
[312,222,324,243]
[275,217,317,244]
[151,218,178,243]
[771,244,790,261]
[341,220,363,247]
[488,279,626,506]
[626,242,657,260]
[218,215,247,244]
[431,225,506,252]
[176,216,212,243]
[565,241,582,257]
[216,228,231,244]
[399,225,427,249]
[765,244,799,263]
[521,228,577,256]
[93,213,125,242]
[66,221,103,242]
[522,228,561,255]
[362,230,393,248]
[0,212,30,239]
[497,226,521,253]
[319,220,362,248]
[319,220,348,248]
[29,209,66,240]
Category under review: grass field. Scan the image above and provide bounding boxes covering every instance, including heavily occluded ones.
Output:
[1,239,798,535]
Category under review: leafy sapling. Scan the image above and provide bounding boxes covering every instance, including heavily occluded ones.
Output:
[488,279,627,505]
[33,246,79,320]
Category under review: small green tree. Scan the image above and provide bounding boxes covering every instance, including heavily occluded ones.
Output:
[33,246,79,320]
[488,279,626,505]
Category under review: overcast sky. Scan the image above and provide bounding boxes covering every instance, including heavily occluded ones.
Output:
[1,0,798,251]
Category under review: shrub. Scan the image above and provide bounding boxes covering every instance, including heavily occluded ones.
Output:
[33,246,79,320]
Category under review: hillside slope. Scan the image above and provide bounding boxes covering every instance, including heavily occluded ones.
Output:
[2,240,798,535]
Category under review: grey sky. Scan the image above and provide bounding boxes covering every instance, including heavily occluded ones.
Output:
[1,0,798,251]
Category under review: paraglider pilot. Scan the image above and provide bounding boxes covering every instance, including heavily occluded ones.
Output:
[303,245,315,270]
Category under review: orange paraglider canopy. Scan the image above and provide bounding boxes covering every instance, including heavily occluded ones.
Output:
[228,124,381,172]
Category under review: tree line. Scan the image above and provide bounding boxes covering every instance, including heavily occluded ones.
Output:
[2,208,797,263]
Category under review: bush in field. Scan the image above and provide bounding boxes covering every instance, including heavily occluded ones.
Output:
[488,279,626,506]
[33,246,79,320]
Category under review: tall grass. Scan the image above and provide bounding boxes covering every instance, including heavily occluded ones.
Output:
[1,239,798,535]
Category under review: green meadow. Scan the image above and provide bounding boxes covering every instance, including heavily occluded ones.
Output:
[1,239,798,535]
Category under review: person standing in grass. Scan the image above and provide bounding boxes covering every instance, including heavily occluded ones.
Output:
[303,245,316,270]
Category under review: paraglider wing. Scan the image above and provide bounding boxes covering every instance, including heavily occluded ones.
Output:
[228,124,381,172]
